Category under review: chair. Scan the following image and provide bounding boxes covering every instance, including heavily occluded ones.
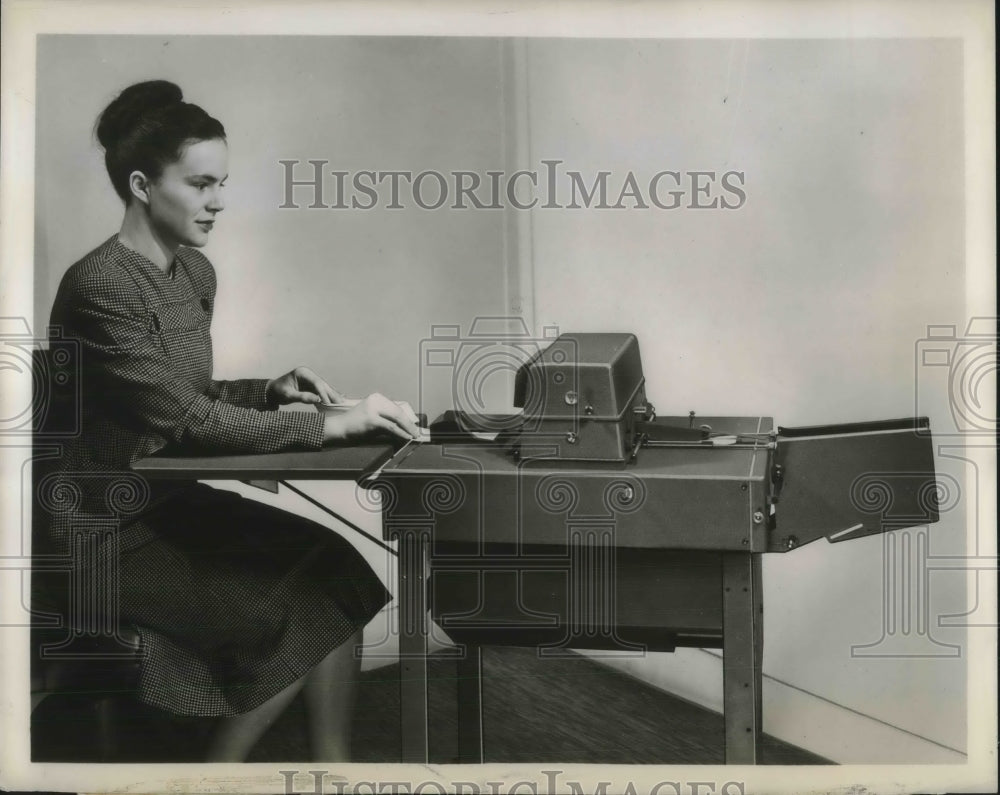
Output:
[30,344,146,761]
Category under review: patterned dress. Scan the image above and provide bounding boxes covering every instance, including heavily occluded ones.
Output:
[44,234,390,716]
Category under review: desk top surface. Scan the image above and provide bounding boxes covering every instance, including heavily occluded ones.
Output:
[131,442,397,479]
[380,440,769,481]
[132,416,772,482]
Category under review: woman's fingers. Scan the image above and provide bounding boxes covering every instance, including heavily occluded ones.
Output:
[309,374,345,405]
[368,393,421,439]
[294,366,345,404]
[319,392,421,442]
[320,384,346,404]
[372,414,418,441]
[391,410,422,440]
[394,400,419,424]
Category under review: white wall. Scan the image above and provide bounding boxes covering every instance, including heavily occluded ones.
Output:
[523,38,969,761]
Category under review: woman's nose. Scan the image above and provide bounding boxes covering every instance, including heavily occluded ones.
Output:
[207,187,225,212]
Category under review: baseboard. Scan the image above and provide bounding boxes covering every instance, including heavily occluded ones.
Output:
[575,647,967,765]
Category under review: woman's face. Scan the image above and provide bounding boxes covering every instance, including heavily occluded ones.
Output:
[146,137,228,248]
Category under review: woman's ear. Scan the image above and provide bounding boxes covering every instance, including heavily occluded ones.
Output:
[128,170,152,206]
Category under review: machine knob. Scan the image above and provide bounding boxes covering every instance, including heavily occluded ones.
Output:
[633,401,655,422]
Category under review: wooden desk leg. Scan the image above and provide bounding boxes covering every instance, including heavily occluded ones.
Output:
[456,645,484,762]
[397,529,430,763]
[722,552,763,764]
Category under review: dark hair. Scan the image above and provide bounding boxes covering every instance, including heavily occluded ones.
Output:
[95,80,226,202]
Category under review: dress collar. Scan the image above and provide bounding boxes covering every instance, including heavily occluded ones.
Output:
[111,234,192,286]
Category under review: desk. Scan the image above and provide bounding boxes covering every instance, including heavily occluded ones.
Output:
[134,416,774,764]
[373,415,771,764]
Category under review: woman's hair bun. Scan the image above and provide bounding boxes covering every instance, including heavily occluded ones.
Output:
[96,79,225,202]
[96,80,184,149]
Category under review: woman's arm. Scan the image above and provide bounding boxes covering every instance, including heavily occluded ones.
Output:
[206,378,274,410]
[62,268,324,454]
[208,367,345,410]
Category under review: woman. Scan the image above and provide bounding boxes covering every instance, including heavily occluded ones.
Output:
[47,80,420,761]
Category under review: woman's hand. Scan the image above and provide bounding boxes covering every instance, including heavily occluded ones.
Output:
[322,393,422,443]
[266,366,343,406]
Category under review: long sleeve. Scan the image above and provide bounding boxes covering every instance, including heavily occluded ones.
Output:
[206,378,276,410]
[58,267,324,456]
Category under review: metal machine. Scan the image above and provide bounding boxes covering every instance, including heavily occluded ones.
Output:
[377,331,939,563]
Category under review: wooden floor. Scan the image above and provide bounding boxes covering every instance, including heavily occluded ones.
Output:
[32,646,831,764]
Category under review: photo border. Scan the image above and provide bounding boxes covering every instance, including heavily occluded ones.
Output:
[2,1,995,793]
